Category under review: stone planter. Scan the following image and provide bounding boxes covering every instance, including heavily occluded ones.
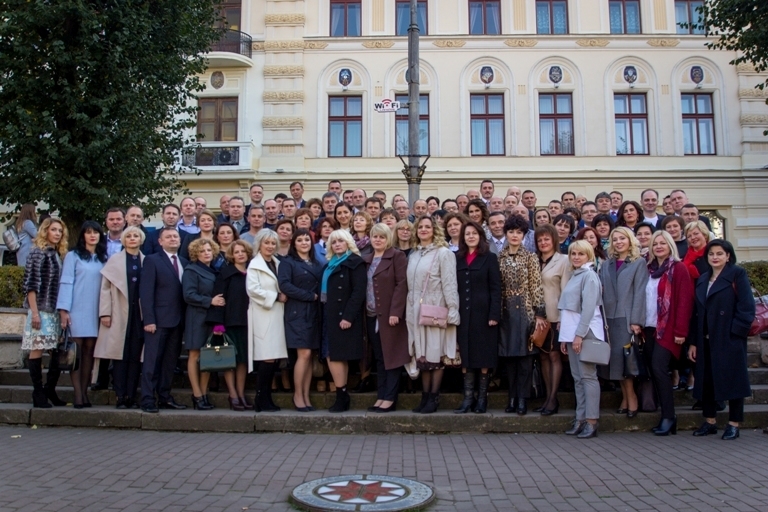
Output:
[0,307,26,369]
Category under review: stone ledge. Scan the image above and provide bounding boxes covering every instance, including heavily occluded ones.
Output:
[29,407,142,429]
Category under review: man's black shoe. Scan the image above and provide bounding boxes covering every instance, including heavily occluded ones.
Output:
[158,397,187,410]
[141,404,159,413]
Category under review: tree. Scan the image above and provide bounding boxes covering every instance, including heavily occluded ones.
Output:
[700,1,768,81]
[0,0,222,233]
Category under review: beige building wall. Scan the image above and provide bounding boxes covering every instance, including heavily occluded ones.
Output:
[187,0,768,258]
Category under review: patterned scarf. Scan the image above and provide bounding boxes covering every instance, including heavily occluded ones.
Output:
[649,258,674,341]
[353,233,370,251]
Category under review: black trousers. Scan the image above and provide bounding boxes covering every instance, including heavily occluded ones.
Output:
[367,317,400,402]
[113,333,144,400]
[643,328,675,419]
[141,325,182,406]
[505,355,533,399]
[701,337,744,422]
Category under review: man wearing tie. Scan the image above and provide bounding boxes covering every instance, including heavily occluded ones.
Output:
[139,228,188,412]
[487,211,507,255]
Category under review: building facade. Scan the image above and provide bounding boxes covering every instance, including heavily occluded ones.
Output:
[189,0,768,258]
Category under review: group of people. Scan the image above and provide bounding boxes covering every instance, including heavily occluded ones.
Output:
[17,179,756,440]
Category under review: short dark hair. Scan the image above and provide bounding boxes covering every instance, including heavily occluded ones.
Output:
[106,207,125,217]
[343,189,354,196]
[595,192,611,202]
[616,200,645,227]
[633,222,654,235]
[534,224,560,255]
[488,211,506,222]
[249,183,263,191]
[163,203,180,214]
[380,208,399,221]
[581,201,597,209]
[610,191,623,198]
[522,189,535,196]
[705,239,737,266]
[365,197,382,208]
[481,179,494,186]
[229,196,245,205]
[281,198,296,207]
[441,199,458,209]
[322,191,339,201]
[641,188,658,200]
[457,220,490,259]
[660,215,684,231]
[426,195,440,205]
[591,213,615,231]
[682,203,698,211]
[548,199,562,207]
[288,228,316,262]
[289,181,303,189]
[553,213,576,234]
[328,179,341,186]
[503,213,529,235]
[274,192,288,200]
[564,207,581,221]
[561,191,576,201]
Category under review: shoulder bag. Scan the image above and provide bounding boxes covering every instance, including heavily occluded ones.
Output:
[3,225,20,252]
[199,332,237,372]
[622,333,641,377]
[579,305,611,366]
[418,251,449,328]
[56,327,80,372]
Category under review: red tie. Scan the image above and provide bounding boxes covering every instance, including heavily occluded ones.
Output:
[172,255,179,278]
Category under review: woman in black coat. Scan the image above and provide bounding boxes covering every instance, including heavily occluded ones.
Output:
[454,221,501,414]
[278,229,324,412]
[207,240,253,411]
[321,229,367,412]
[688,240,755,440]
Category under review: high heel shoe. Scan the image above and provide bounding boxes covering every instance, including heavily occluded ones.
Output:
[375,402,397,413]
[654,417,677,436]
[616,408,629,414]
[192,395,214,410]
[239,395,253,410]
[626,409,638,419]
[228,397,245,412]
[293,397,310,412]
[540,400,559,416]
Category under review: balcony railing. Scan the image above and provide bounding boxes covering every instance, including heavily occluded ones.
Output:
[183,146,240,167]
[210,29,252,59]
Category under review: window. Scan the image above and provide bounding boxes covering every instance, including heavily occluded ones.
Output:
[330,0,361,37]
[469,1,501,35]
[197,98,238,142]
[395,94,429,156]
[470,94,504,155]
[536,1,568,34]
[396,0,427,35]
[216,1,241,31]
[329,96,362,157]
[609,0,641,34]
[681,93,715,155]
[539,93,574,155]
[614,94,648,155]
[675,1,704,35]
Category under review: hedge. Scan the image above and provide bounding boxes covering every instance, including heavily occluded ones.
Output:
[741,261,768,296]
[0,266,25,308]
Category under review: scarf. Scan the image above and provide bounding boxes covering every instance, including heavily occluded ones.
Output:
[682,244,706,280]
[321,249,351,302]
[649,258,675,342]
[353,233,370,250]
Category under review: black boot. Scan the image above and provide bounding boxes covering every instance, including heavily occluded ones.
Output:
[654,417,677,436]
[517,398,528,416]
[192,395,214,410]
[329,387,350,412]
[421,393,439,414]
[474,373,490,414]
[454,371,475,414]
[412,392,429,413]
[255,362,279,412]
[44,350,66,406]
[505,397,518,414]
[28,358,52,408]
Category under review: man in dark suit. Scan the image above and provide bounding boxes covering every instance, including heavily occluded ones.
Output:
[139,228,188,412]
[142,204,185,255]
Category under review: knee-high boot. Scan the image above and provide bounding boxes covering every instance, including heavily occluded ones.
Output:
[474,372,490,414]
[44,351,66,406]
[454,371,475,414]
[28,358,52,408]
[255,362,279,412]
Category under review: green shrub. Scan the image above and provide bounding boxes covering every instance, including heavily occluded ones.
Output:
[0,266,25,308]
[741,261,768,295]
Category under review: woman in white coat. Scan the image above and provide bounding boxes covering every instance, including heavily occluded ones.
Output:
[94,227,145,409]
[247,229,287,412]
[405,215,460,414]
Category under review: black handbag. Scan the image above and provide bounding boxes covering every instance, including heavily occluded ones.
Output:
[56,327,79,372]
[199,332,237,372]
[623,334,641,378]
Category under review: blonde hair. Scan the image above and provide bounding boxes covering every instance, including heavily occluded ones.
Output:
[120,226,146,246]
[568,239,596,268]
[327,229,360,255]
[252,229,278,255]
[607,226,641,261]
[410,215,448,249]
[369,223,393,250]
[684,220,711,241]
[352,210,373,235]
[649,230,680,262]
[35,218,69,258]
[225,239,253,264]
[187,238,220,263]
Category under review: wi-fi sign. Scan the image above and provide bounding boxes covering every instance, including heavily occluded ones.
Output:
[373,98,401,112]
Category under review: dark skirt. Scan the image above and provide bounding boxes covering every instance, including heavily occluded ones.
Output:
[227,326,248,365]
[499,296,536,358]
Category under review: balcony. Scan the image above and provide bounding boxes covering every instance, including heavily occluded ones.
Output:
[206,29,253,68]
[181,142,253,172]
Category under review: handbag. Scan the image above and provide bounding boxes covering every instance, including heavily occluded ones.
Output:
[530,357,546,399]
[749,288,768,336]
[623,334,641,377]
[529,320,553,352]
[199,332,237,372]
[311,355,325,379]
[2,225,20,252]
[56,327,79,372]
[580,305,611,365]
[418,252,449,328]
[635,378,658,412]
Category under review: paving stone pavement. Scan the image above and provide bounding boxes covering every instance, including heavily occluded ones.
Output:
[0,426,766,512]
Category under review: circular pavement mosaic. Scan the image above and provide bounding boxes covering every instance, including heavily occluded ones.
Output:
[291,474,434,511]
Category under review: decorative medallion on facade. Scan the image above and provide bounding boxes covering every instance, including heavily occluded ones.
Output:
[362,40,395,49]
[263,65,304,77]
[576,39,610,47]
[432,40,466,48]
[264,40,305,51]
[549,66,563,84]
[623,66,638,85]
[690,66,704,85]
[339,69,353,87]
[264,13,306,25]
[646,39,680,47]
[210,71,225,90]
[304,41,329,50]
[262,117,304,128]
[263,91,305,102]
[480,66,494,86]
[504,39,537,47]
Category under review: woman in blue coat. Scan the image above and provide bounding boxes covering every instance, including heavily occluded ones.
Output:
[689,240,755,440]
[278,229,324,412]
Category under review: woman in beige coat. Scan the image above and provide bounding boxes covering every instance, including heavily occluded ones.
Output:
[94,227,145,409]
[247,229,287,412]
[406,215,460,414]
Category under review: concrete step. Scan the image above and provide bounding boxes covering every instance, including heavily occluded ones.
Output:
[0,402,766,434]
[0,384,712,410]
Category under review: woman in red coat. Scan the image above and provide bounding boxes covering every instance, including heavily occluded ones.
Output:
[362,223,409,412]
[644,231,694,436]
